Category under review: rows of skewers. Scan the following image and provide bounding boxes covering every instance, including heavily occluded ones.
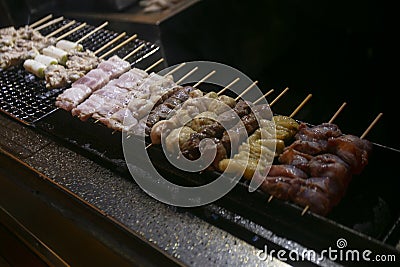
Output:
[0,15,149,90]
[52,48,381,216]
[0,15,383,217]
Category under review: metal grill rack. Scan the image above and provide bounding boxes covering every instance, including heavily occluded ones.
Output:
[0,18,161,125]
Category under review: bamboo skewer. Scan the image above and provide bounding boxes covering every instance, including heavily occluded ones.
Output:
[328,102,347,124]
[94,32,126,55]
[56,23,87,41]
[253,89,275,105]
[217,78,240,96]
[289,94,313,118]
[164,63,186,77]
[99,34,137,59]
[75,21,108,44]
[269,87,289,106]
[234,81,258,101]
[45,20,76,38]
[176,67,199,84]
[122,43,145,61]
[29,14,53,28]
[361,113,383,139]
[193,70,216,88]
[145,58,165,72]
[33,16,64,31]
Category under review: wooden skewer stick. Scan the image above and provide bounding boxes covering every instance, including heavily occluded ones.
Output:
[360,113,383,139]
[164,63,186,77]
[217,78,240,96]
[234,81,258,101]
[29,14,53,28]
[122,43,145,61]
[75,21,108,44]
[270,87,289,107]
[193,70,216,88]
[33,16,64,31]
[46,20,76,38]
[145,58,165,72]
[289,94,313,118]
[56,23,87,41]
[99,34,137,59]
[253,89,275,105]
[328,102,347,124]
[176,67,199,84]
[94,32,126,55]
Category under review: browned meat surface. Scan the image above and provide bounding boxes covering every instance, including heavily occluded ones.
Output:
[327,134,372,174]
[268,164,308,179]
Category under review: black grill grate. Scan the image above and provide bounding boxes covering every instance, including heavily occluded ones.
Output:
[0,18,160,125]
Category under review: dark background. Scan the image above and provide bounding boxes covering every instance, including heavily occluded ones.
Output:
[0,0,396,149]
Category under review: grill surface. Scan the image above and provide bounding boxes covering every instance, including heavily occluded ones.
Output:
[0,18,160,124]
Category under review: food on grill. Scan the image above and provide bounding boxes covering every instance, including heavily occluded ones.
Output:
[0,26,56,69]
[218,116,299,179]
[257,122,373,215]
[23,59,46,78]
[56,55,131,111]
[45,50,102,89]
[56,40,83,52]
[42,45,68,65]
[34,54,58,66]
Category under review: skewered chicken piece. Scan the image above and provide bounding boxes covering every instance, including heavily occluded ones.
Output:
[218,116,299,179]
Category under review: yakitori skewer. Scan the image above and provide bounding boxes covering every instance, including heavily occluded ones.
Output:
[300,111,382,216]
[297,103,347,215]
[217,78,240,96]
[192,70,216,88]
[45,20,76,38]
[142,68,218,146]
[145,58,165,72]
[33,16,64,31]
[253,89,275,105]
[176,67,199,84]
[164,63,186,76]
[266,93,313,203]
[234,81,259,101]
[122,43,145,61]
[75,21,108,44]
[56,23,87,41]
[29,14,53,28]
[99,34,137,59]
[94,32,126,55]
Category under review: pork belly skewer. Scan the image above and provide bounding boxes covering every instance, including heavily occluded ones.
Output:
[71,55,168,131]
[57,45,141,113]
